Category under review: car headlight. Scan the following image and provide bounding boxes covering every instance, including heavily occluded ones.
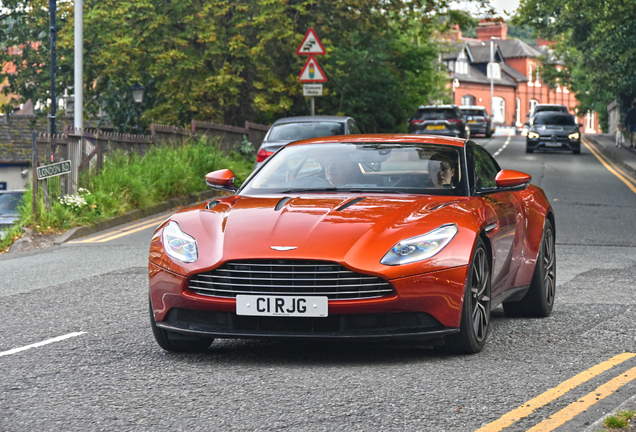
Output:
[381,224,458,266]
[568,132,580,140]
[528,132,539,139]
[162,221,198,263]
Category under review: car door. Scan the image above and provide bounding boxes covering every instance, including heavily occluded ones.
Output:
[470,144,524,297]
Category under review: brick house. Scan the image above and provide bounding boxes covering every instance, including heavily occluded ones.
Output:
[441,19,600,133]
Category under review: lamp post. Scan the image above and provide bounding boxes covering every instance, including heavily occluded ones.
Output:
[490,37,500,125]
[130,83,145,133]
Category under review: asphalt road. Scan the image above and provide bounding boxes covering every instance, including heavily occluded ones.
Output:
[1,134,635,432]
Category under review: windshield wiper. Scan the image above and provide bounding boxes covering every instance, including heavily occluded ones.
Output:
[279,187,339,194]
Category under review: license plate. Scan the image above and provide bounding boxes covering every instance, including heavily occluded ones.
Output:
[427,125,445,130]
[544,142,562,147]
[468,120,477,123]
[236,295,328,317]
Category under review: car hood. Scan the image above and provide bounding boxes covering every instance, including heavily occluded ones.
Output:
[155,194,483,279]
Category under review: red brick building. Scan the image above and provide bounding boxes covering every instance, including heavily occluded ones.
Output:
[441,20,600,133]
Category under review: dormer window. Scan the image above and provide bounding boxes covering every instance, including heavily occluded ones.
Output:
[487,62,501,79]
[456,60,469,75]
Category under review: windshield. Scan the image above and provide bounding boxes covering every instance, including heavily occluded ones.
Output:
[414,109,459,121]
[267,122,345,141]
[461,109,487,117]
[0,192,22,215]
[533,114,576,126]
[534,106,567,114]
[241,143,466,196]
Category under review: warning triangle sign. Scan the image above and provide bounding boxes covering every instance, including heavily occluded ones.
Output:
[296,28,326,55]
[299,56,327,82]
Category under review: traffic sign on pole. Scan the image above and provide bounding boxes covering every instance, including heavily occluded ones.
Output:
[296,28,326,56]
[299,56,327,83]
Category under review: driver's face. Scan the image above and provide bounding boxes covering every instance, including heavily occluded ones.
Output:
[325,161,349,185]
[429,160,455,187]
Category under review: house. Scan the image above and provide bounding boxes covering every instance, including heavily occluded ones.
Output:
[441,19,600,133]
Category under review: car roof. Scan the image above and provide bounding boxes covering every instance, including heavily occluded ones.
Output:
[535,111,572,116]
[417,105,458,110]
[460,106,486,110]
[535,104,567,107]
[285,134,466,148]
[272,116,352,125]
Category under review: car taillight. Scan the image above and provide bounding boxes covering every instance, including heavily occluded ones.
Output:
[410,120,425,125]
[447,119,462,123]
[256,148,274,163]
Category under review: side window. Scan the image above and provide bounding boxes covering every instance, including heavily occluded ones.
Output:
[348,120,362,134]
[474,147,499,190]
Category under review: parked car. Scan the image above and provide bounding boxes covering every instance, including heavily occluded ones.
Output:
[254,116,364,169]
[0,190,24,240]
[460,106,492,138]
[408,105,469,139]
[526,112,581,154]
[149,134,555,354]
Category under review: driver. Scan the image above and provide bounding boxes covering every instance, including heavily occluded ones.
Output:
[324,154,356,186]
[428,153,457,188]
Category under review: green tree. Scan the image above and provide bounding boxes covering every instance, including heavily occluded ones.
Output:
[514,0,636,128]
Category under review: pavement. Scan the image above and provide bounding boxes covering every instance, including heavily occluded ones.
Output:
[583,133,636,178]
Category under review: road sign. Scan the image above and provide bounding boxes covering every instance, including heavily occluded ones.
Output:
[296,28,325,56]
[37,160,71,180]
[299,56,327,83]
[303,84,323,97]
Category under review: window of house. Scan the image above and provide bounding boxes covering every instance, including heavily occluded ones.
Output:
[516,97,521,126]
[585,112,596,132]
[461,95,476,106]
[529,99,538,116]
[455,60,469,75]
[487,62,501,79]
[528,64,534,86]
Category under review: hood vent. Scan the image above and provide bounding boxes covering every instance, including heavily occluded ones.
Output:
[275,196,293,211]
[206,200,220,210]
[336,197,366,212]
[429,201,458,211]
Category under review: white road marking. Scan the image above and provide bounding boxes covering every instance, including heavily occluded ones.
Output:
[492,131,513,157]
[0,332,86,357]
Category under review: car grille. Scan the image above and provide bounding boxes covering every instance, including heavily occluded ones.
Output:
[188,260,394,300]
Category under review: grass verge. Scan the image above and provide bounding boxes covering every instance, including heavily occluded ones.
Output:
[0,136,254,252]
[598,410,635,431]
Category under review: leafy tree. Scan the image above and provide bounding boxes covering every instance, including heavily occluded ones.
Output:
[514,0,636,128]
[1,0,488,133]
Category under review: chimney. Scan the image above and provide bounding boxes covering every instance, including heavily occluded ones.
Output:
[450,24,462,41]
[476,18,507,41]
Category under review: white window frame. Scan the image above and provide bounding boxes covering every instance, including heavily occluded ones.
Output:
[487,62,501,79]
[492,97,505,124]
[461,95,475,106]
[528,64,534,87]
[529,99,539,117]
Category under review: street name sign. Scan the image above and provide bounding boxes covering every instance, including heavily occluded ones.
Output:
[37,160,71,180]
[296,28,326,56]
[303,84,323,97]
[299,56,327,83]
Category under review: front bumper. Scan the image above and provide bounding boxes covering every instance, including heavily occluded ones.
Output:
[527,137,581,151]
[149,262,468,339]
[467,123,489,134]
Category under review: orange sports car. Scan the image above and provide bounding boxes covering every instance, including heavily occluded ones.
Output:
[148,135,555,354]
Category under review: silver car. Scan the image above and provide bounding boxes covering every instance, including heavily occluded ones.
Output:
[0,190,23,240]
[254,116,364,169]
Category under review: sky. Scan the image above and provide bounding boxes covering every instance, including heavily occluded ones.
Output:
[454,0,521,18]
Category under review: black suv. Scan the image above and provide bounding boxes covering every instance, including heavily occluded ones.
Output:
[408,105,469,138]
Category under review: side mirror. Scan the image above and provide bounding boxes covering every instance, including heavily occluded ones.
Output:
[524,121,529,127]
[578,123,583,128]
[526,113,530,118]
[205,169,238,192]
[495,170,531,189]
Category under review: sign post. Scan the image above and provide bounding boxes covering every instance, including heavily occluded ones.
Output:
[297,28,327,116]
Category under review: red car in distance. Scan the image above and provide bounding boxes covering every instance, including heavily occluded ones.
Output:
[149,134,555,354]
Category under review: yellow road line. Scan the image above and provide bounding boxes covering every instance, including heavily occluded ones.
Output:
[582,139,636,193]
[475,352,635,432]
[71,214,167,243]
[526,365,636,432]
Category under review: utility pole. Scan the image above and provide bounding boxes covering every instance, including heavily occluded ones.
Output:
[49,0,56,137]
[74,0,83,132]
[490,37,494,125]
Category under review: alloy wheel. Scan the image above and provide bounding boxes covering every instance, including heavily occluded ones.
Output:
[543,228,556,307]
[470,247,490,342]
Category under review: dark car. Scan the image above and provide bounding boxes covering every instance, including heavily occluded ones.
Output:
[460,106,492,138]
[0,190,23,240]
[254,116,364,169]
[526,112,581,154]
[408,105,469,139]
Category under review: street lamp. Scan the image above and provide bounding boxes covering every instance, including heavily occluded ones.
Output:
[130,83,144,133]
[490,37,500,126]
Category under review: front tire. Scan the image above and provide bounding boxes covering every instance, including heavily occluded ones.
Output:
[443,238,491,354]
[503,219,556,317]
[150,296,214,353]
